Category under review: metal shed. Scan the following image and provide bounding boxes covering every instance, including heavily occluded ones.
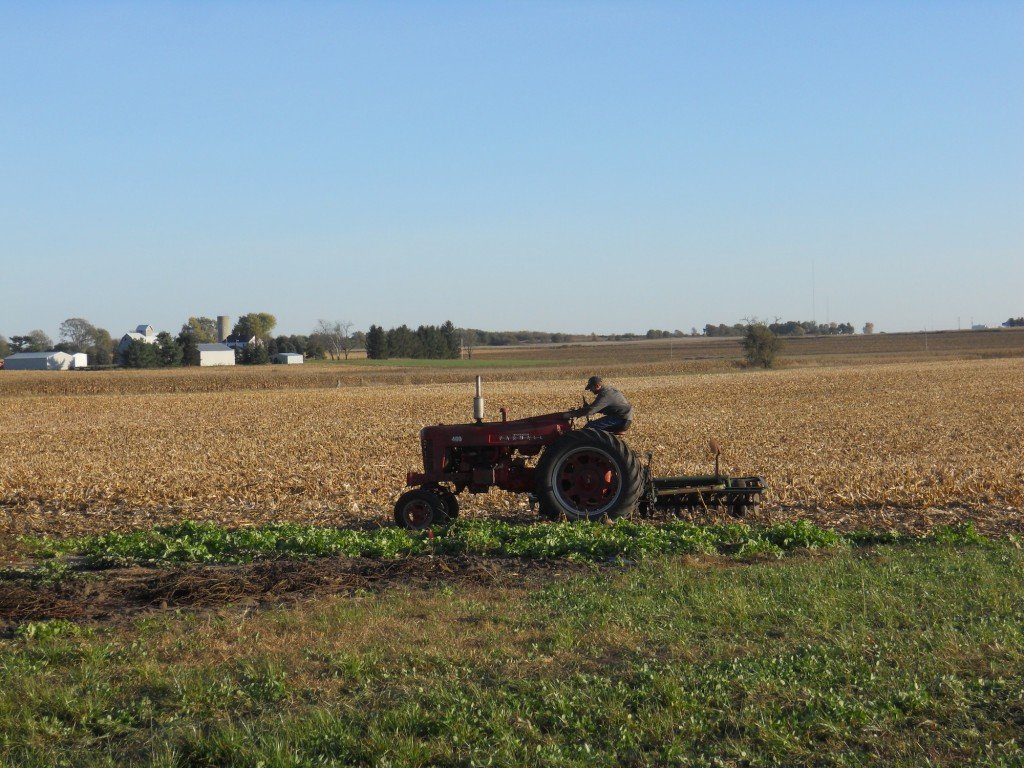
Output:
[3,351,76,371]
[274,352,304,364]
[197,343,236,367]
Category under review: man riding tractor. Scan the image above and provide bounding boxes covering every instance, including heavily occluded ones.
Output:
[564,376,633,433]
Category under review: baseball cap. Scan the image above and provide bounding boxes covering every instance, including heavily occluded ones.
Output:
[585,375,602,392]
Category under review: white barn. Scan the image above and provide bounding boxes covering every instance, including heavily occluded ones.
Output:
[4,351,77,370]
[197,343,235,367]
[274,352,304,364]
[71,352,88,369]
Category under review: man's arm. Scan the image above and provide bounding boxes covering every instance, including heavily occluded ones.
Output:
[567,391,611,418]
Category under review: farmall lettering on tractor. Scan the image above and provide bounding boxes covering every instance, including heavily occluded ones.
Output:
[394,377,766,529]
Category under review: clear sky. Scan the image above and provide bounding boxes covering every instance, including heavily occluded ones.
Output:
[2,1,1021,339]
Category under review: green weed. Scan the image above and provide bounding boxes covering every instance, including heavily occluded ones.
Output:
[18,518,992,572]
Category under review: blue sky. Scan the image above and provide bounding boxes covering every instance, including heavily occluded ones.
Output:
[1,1,1021,338]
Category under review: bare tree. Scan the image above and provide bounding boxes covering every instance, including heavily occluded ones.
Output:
[338,321,354,360]
[462,329,477,359]
[312,320,340,360]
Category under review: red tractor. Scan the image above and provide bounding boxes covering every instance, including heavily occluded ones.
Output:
[394,377,766,529]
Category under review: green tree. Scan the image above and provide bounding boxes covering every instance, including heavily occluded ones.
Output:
[366,325,387,359]
[440,321,460,359]
[87,328,115,366]
[386,325,415,358]
[9,336,31,353]
[121,339,161,368]
[182,317,218,343]
[240,342,270,365]
[177,329,201,366]
[156,332,183,367]
[742,323,781,369]
[58,318,98,352]
[233,313,277,342]
[23,330,54,352]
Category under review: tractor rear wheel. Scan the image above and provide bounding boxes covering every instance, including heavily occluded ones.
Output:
[534,429,643,521]
[394,488,450,530]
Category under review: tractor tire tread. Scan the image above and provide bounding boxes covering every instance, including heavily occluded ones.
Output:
[534,428,644,521]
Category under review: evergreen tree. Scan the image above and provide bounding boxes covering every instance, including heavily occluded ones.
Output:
[121,339,161,368]
[440,321,460,358]
[240,342,270,365]
[156,332,183,367]
[366,325,387,359]
[177,330,201,366]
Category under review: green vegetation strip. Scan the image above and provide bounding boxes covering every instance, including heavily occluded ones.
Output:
[23,519,988,570]
[2,545,1023,766]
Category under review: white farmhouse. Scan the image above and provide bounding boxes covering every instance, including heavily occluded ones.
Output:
[4,351,77,370]
[117,324,159,357]
[197,343,235,367]
[224,333,256,350]
[274,352,304,364]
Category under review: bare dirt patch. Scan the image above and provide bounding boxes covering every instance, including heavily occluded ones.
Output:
[0,556,586,633]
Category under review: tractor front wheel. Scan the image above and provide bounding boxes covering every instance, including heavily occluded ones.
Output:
[534,429,643,521]
[437,488,460,520]
[394,488,450,530]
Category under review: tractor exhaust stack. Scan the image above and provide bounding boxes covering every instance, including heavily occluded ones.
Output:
[473,376,485,424]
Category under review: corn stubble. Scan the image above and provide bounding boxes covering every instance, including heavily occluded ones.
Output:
[0,359,1020,537]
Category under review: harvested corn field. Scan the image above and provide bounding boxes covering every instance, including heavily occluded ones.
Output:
[1,358,1021,538]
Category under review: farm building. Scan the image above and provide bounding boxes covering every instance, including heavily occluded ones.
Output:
[274,352,304,364]
[224,333,256,350]
[197,344,235,367]
[71,353,88,368]
[117,324,158,356]
[3,351,82,370]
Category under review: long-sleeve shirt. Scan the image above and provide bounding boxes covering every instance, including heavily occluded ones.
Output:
[575,386,633,422]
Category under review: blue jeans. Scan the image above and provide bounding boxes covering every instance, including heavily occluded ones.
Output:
[588,415,630,433]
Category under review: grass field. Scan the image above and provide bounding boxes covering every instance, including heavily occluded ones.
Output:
[2,536,1022,766]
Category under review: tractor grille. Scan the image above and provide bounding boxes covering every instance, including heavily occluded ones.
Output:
[421,438,434,473]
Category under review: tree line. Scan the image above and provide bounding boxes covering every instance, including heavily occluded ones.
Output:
[0,314,364,368]
[0,320,117,365]
[365,322,461,360]
[704,320,860,337]
[5,313,1018,366]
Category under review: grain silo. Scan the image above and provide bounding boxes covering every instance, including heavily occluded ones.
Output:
[217,316,230,343]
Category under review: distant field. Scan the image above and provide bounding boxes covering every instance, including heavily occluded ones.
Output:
[315,357,553,368]
[1,327,1021,399]
[476,327,1024,364]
